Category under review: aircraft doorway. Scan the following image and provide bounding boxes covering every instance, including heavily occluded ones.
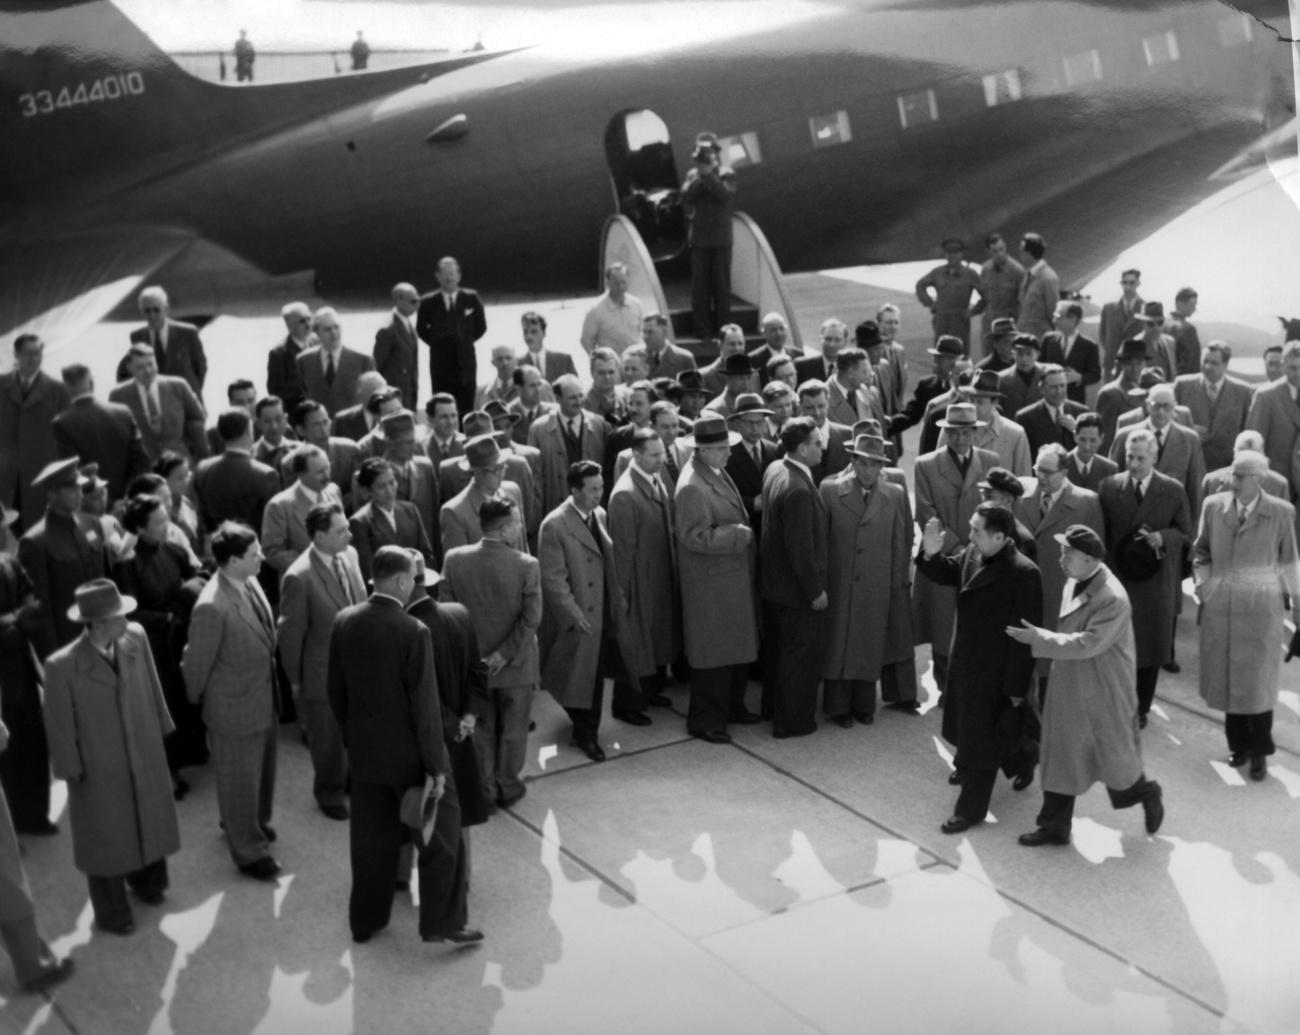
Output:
[604,109,686,262]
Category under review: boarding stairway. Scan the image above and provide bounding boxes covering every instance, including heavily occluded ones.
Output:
[598,211,803,361]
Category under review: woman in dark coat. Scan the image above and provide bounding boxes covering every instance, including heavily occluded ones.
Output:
[113,494,208,795]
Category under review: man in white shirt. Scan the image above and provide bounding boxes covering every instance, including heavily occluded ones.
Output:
[580,262,644,357]
[262,444,341,574]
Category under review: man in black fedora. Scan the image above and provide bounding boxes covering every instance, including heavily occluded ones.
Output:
[725,394,779,536]
[704,353,757,417]
[976,317,1018,374]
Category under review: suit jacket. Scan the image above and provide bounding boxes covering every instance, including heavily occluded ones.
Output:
[760,459,828,608]
[281,437,361,513]
[1065,450,1118,494]
[416,288,486,388]
[507,399,556,446]
[439,481,528,554]
[799,421,851,484]
[262,481,343,574]
[1098,296,1145,373]
[331,404,371,442]
[441,539,541,688]
[1014,480,1105,630]
[1110,419,1207,518]
[438,452,538,538]
[276,545,367,701]
[348,501,434,582]
[747,344,804,384]
[0,371,71,530]
[296,346,375,417]
[18,509,108,656]
[1041,332,1102,404]
[425,432,467,469]
[645,343,697,380]
[726,438,780,537]
[390,456,440,563]
[518,349,577,384]
[373,313,419,410]
[1095,376,1138,454]
[997,364,1047,417]
[1014,398,1088,456]
[1174,374,1252,473]
[527,409,611,516]
[266,336,307,415]
[327,595,449,786]
[826,376,884,429]
[54,396,148,502]
[1018,261,1060,339]
[193,451,281,535]
[108,376,207,463]
[181,572,277,736]
[124,320,207,396]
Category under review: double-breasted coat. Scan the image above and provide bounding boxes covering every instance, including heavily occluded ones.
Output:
[43,626,180,876]
[607,465,680,679]
[1027,565,1144,795]
[18,509,108,657]
[537,499,629,708]
[1098,470,1191,668]
[674,458,759,670]
[1193,491,1300,714]
[820,470,913,681]
[911,446,1000,655]
[917,541,1042,771]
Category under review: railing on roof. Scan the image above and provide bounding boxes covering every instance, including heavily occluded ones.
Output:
[170,49,455,85]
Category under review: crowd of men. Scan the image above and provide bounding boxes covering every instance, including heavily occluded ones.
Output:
[0,251,1297,992]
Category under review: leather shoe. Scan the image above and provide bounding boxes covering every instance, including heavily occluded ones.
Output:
[947,770,964,786]
[172,778,190,801]
[320,804,349,821]
[695,730,732,745]
[134,887,165,906]
[96,919,135,936]
[886,700,921,713]
[940,816,981,835]
[773,724,816,739]
[728,711,761,725]
[571,737,605,762]
[1142,782,1165,833]
[422,927,484,945]
[22,957,73,993]
[1138,713,1148,730]
[832,715,855,729]
[498,786,527,809]
[853,711,874,725]
[1249,755,1268,782]
[612,709,651,727]
[1018,827,1070,847]
[647,693,673,708]
[262,825,277,843]
[239,857,283,882]
[1012,770,1034,792]
[1162,660,1180,674]
[14,819,58,837]
[1227,751,1248,768]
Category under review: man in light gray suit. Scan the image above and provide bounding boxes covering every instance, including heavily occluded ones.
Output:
[440,498,540,808]
[262,444,342,576]
[439,436,528,554]
[108,345,206,463]
[296,308,376,417]
[1110,383,1207,519]
[1173,341,1252,474]
[182,523,281,880]
[277,503,366,820]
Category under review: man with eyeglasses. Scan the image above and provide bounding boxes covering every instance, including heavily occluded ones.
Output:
[268,301,313,416]
[373,283,420,411]
[1099,269,1145,376]
[1110,383,1205,520]
[118,286,206,398]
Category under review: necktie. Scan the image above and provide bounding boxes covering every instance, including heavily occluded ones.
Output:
[1133,479,1143,504]
[246,583,272,635]
[665,451,679,484]
[750,444,761,468]
[1238,503,1249,528]
[1155,429,1165,460]
[325,352,336,387]
[445,293,455,311]
[333,555,354,604]
[862,486,872,507]
[1040,493,1051,518]
[586,512,599,540]
[145,386,161,429]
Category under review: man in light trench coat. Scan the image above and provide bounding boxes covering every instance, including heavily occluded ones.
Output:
[1007,525,1165,844]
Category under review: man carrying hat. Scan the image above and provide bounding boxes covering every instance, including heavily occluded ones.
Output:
[976,317,1018,374]
[676,415,760,743]
[821,434,917,725]
[912,403,1000,699]
[440,435,528,554]
[18,458,108,658]
[681,136,736,339]
[940,370,1031,476]
[1007,525,1165,845]
[43,578,180,933]
[1111,382,1205,520]
[704,354,757,418]
[914,237,985,352]
[1193,451,1300,781]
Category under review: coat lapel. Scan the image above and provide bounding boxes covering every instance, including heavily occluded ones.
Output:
[309,550,348,608]
[72,634,119,688]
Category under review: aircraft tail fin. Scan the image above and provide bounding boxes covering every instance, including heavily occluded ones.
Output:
[0,0,221,208]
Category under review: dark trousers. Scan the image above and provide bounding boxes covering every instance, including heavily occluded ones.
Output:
[825,679,875,718]
[688,664,749,735]
[881,660,918,704]
[933,653,950,696]
[433,366,476,419]
[87,859,169,929]
[564,637,610,742]
[1037,777,1158,836]
[690,245,732,338]
[771,604,825,734]
[1225,711,1275,758]
[953,768,998,823]
[1135,666,1159,717]
[0,916,59,987]
[349,779,468,940]
[758,602,781,719]
[300,699,348,810]
[0,697,50,830]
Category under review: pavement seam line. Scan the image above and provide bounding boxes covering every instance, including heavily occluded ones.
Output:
[523,730,698,784]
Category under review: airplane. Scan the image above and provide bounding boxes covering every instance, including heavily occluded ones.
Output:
[1,0,1294,341]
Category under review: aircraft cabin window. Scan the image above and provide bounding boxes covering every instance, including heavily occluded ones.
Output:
[1217,13,1253,47]
[896,89,938,130]
[982,70,1022,108]
[809,111,852,149]
[1142,31,1180,67]
[717,132,762,169]
[1063,49,1103,87]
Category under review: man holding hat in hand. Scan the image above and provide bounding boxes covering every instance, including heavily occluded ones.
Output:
[1007,525,1164,844]
[43,578,180,933]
